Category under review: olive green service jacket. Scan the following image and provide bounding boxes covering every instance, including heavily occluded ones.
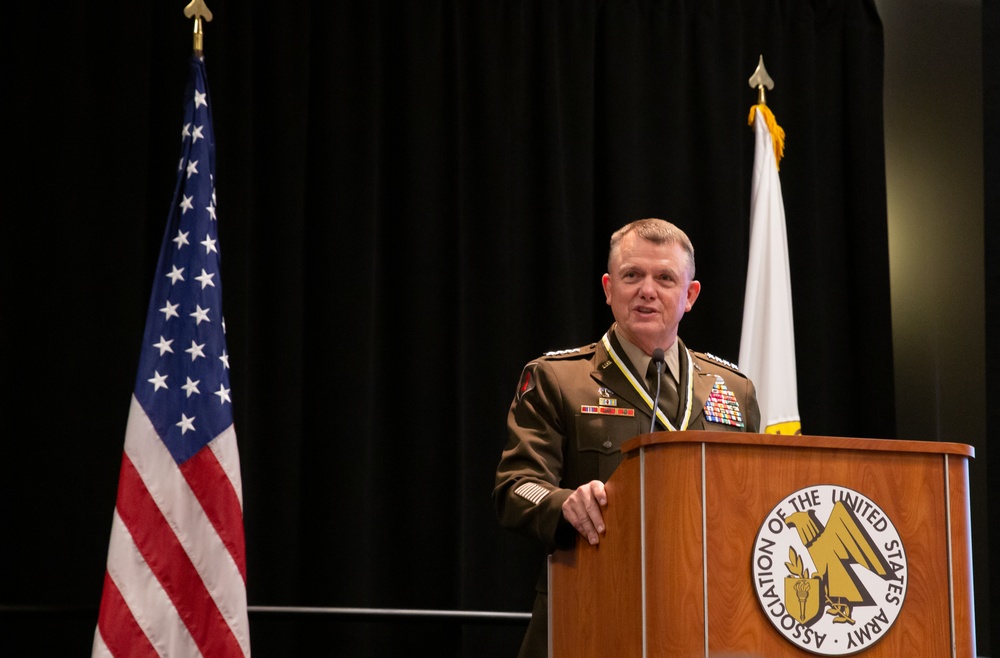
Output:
[494,326,761,553]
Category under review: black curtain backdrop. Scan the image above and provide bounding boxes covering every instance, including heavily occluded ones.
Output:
[985,1,1000,655]
[3,1,897,656]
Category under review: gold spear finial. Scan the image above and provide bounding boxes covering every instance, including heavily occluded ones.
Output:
[184,0,214,53]
[748,55,774,105]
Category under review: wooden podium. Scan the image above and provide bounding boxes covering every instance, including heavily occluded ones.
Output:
[549,432,976,657]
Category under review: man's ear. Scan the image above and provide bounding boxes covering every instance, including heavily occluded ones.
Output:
[685,279,701,311]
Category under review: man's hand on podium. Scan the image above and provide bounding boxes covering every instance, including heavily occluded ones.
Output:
[562,480,608,545]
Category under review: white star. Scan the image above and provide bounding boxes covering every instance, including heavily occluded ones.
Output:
[219,350,230,369]
[206,204,217,221]
[182,377,201,398]
[194,89,207,108]
[172,230,190,249]
[214,384,232,405]
[191,124,205,144]
[195,269,216,289]
[179,195,194,214]
[177,414,196,434]
[185,340,206,361]
[153,336,174,356]
[181,123,191,139]
[160,300,180,320]
[166,265,185,284]
[222,317,227,334]
[201,234,217,254]
[186,160,199,179]
[190,304,211,325]
[148,371,169,391]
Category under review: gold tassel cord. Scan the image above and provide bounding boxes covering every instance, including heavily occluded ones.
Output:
[748,104,785,170]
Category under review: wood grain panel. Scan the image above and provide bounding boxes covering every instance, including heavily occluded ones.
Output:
[551,453,643,657]
[644,443,708,656]
[550,433,976,657]
[947,456,977,656]
[701,443,953,656]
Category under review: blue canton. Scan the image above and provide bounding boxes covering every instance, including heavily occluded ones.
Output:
[133,56,233,465]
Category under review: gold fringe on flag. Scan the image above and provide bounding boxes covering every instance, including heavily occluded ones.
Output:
[748,104,785,170]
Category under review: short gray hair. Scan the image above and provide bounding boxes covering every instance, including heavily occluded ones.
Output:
[607,218,695,278]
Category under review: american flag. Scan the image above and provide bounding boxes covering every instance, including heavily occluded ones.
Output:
[93,55,250,658]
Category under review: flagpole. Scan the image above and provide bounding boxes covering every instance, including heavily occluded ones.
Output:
[184,0,214,54]
[747,56,785,170]
[739,56,801,435]
[749,55,773,106]
[92,3,249,656]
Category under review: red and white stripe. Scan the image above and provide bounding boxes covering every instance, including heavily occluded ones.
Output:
[93,396,250,657]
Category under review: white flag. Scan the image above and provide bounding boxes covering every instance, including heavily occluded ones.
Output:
[738,104,801,435]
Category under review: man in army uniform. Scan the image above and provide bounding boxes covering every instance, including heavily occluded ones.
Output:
[494,218,761,658]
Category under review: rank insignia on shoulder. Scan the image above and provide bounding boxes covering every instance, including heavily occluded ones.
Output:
[544,347,581,356]
[703,352,741,371]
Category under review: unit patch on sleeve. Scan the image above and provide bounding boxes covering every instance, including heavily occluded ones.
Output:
[703,375,745,428]
[516,364,536,400]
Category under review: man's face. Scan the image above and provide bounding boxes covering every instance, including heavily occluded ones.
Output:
[601,233,701,354]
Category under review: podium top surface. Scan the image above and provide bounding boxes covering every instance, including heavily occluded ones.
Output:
[621,431,975,458]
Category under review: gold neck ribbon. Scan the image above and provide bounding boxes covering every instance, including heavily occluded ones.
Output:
[602,332,695,432]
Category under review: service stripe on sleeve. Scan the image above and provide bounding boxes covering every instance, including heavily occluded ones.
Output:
[514,482,550,505]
